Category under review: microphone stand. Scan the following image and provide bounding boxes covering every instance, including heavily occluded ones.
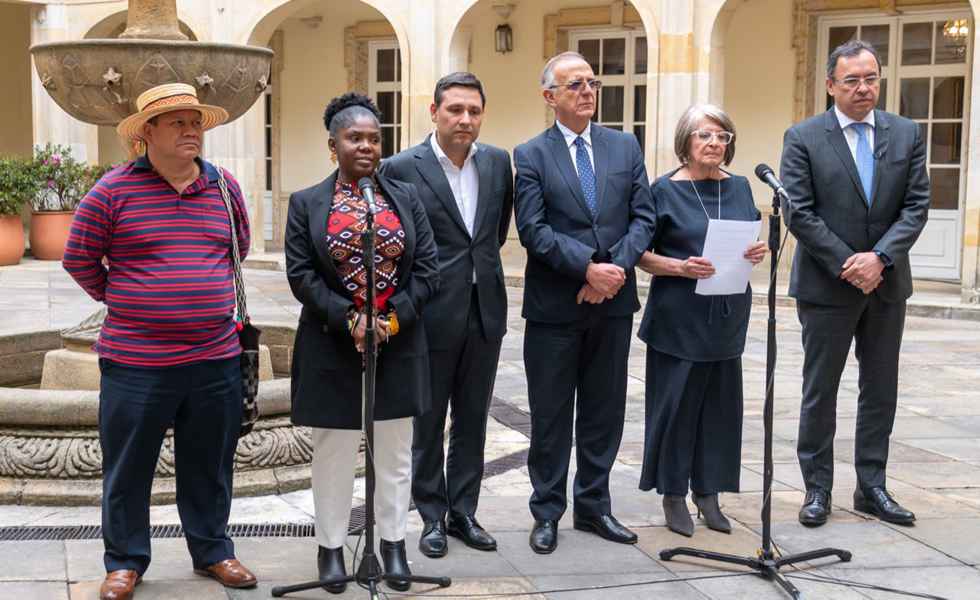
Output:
[658,190,852,599]
[273,180,451,599]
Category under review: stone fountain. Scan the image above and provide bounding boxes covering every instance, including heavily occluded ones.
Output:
[0,0,315,505]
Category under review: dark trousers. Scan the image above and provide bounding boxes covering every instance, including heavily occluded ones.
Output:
[99,357,242,574]
[412,286,502,523]
[796,295,906,493]
[638,350,743,495]
[524,315,632,521]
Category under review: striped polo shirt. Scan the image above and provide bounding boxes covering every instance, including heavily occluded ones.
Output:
[63,155,250,367]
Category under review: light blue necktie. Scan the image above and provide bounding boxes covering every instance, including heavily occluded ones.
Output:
[574,136,598,217]
[851,122,875,207]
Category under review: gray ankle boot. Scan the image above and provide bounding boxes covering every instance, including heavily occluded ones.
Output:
[662,495,694,537]
[693,493,732,533]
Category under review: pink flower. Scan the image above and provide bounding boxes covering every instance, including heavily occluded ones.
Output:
[47,180,55,189]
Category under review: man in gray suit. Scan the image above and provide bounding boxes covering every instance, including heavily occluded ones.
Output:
[780,40,929,527]
[380,72,513,558]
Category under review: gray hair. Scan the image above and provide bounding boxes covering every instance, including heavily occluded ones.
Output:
[540,51,589,90]
[827,40,882,80]
[674,103,737,166]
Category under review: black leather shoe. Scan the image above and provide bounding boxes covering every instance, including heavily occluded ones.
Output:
[418,520,448,558]
[529,519,558,554]
[854,487,916,525]
[447,514,497,551]
[316,546,347,594]
[799,489,832,527]
[380,539,411,592]
[572,513,638,544]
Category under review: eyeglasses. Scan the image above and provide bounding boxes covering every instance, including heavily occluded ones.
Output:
[691,129,734,145]
[834,75,881,90]
[549,78,603,93]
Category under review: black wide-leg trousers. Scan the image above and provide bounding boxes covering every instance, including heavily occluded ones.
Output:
[99,356,241,574]
[524,315,632,521]
[638,349,743,496]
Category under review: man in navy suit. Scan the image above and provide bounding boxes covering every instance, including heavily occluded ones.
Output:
[514,51,656,553]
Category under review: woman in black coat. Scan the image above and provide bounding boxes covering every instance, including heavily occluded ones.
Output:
[285,93,439,593]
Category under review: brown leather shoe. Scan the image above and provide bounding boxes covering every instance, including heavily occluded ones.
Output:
[193,558,257,589]
[99,570,141,600]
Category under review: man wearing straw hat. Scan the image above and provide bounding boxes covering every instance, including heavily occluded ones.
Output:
[64,83,258,600]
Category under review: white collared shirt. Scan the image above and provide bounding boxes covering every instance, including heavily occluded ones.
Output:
[555,119,595,173]
[834,105,876,163]
[430,133,479,237]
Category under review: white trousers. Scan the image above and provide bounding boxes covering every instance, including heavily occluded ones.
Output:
[311,418,413,549]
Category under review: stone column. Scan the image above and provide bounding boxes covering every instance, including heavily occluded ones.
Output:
[30,4,99,163]
[961,14,980,303]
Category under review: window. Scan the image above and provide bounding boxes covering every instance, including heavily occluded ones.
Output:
[368,41,403,158]
[570,31,648,154]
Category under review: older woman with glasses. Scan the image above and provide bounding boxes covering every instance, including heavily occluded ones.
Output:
[637,104,767,537]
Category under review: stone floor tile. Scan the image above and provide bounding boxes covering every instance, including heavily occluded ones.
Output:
[530,572,708,599]
[0,541,66,581]
[400,530,522,578]
[814,565,980,600]
[69,579,227,600]
[770,521,959,570]
[233,537,322,583]
[887,461,980,489]
[688,568,871,600]
[636,523,768,574]
[65,538,200,582]
[890,517,980,565]
[492,529,664,577]
[0,582,68,600]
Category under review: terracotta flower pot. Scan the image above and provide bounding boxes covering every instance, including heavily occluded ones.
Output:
[0,214,25,265]
[29,210,75,261]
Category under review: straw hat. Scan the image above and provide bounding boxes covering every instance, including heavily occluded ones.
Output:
[116,83,228,141]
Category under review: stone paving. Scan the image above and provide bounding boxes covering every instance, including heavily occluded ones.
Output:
[1,258,980,599]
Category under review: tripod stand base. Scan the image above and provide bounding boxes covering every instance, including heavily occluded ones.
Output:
[660,546,851,600]
[270,553,451,598]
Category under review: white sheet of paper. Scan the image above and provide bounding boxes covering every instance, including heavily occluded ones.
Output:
[695,219,762,296]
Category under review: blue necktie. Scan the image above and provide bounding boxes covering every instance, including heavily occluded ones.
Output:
[574,136,598,217]
[851,122,875,207]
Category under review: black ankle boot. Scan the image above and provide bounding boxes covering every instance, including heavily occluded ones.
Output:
[317,546,347,594]
[380,539,411,592]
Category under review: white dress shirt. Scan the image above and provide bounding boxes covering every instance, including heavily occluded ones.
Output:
[430,133,479,237]
[555,119,595,173]
[834,105,876,162]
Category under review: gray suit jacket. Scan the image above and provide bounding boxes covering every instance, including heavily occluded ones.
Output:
[779,109,929,306]
[379,136,513,350]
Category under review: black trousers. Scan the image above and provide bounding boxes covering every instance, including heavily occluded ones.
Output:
[796,295,906,492]
[524,315,632,521]
[638,349,743,495]
[412,286,502,523]
[99,357,241,574]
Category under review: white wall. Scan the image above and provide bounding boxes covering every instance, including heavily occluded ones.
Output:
[721,0,795,206]
[0,2,33,158]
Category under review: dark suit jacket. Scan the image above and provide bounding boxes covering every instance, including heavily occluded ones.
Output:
[780,109,929,306]
[514,123,656,323]
[378,135,513,349]
[285,171,440,429]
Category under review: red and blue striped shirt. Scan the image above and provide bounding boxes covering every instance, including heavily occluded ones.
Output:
[63,155,250,367]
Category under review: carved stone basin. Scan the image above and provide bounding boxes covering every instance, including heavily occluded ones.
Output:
[31,40,273,126]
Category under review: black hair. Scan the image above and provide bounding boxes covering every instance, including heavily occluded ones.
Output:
[323,92,383,137]
[827,40,882,80]
[433,72,486,107]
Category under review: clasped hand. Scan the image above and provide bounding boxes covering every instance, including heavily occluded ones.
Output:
[577,262,626,305]
[352,313,391,353]
[840,252,884,295]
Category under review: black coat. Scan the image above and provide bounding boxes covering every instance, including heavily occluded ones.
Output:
[378,136,513,349]
[285,171,440,429]
[513,123,656,323]
[779,109,929,306]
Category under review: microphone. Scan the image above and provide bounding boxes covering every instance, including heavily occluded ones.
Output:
[754,164,789,201]
[357,176,378,214]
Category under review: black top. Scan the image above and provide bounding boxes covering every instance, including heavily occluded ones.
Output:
[637,171,761,361]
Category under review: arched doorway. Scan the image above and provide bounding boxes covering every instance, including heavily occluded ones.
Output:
[246,0,407,250]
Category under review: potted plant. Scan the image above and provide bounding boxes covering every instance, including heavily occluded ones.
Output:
[0,157,36,266]
[28,144,110,261]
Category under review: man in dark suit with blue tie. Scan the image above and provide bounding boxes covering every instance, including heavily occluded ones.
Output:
[380,73,513,559]
[514,51,656,553]
[780,40,929,528]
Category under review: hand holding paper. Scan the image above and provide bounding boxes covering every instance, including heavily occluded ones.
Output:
[695,219,763,296]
